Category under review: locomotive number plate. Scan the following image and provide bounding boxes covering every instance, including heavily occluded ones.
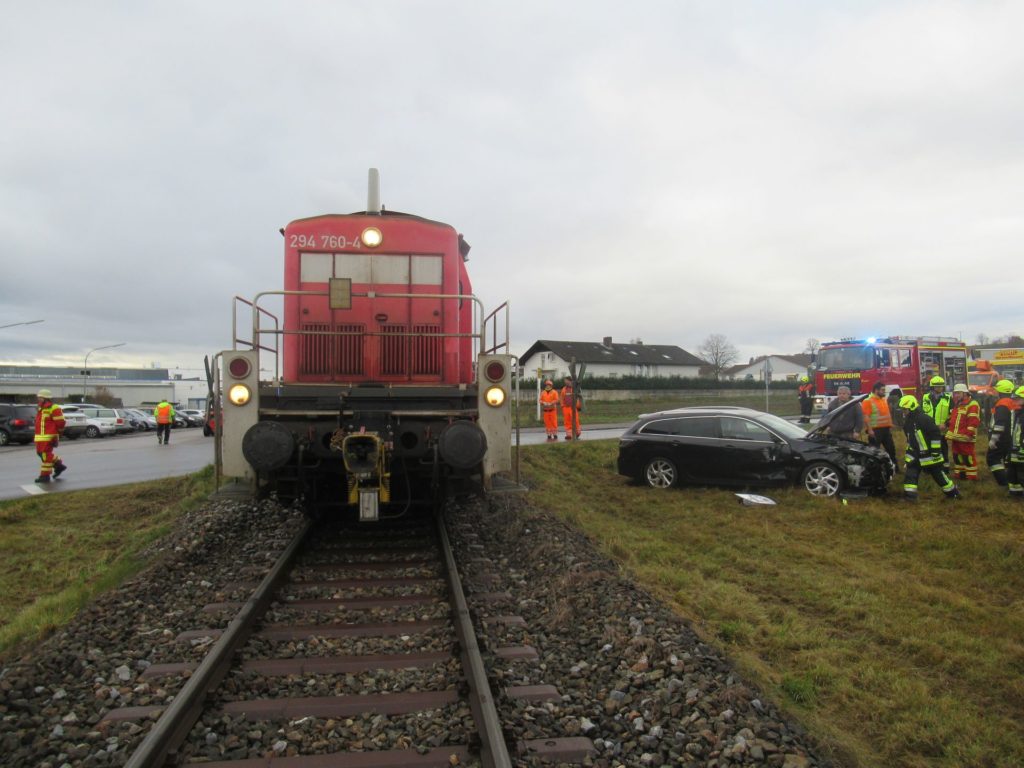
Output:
[290,234,361,249]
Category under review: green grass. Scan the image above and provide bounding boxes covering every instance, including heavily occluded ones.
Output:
[515,390,799,427]
[0,466,215,659]
[518,436,1024,768]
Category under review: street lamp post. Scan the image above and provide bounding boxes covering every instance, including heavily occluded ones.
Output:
[0,319,44,330]
[83,343,126,399]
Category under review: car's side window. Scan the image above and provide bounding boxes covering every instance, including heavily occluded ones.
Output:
[639,416,717,437]
[719,417,773,441]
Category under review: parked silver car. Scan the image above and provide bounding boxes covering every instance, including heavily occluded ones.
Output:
[76,407,119,438]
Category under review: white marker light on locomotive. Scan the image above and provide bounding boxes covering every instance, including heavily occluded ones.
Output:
[228,384,251,406]
[360,227,383,248]
[485,386,506,407]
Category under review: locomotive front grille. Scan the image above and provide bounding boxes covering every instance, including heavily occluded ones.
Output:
[300,322,366,377]
[412,324,441,375]
[380,324,442,377]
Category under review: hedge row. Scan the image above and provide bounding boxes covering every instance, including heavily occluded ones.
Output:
[518,375,797,391]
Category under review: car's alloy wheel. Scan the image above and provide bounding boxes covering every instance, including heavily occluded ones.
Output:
[802,461,842,497]
[643,457,677,489]
[85,425,99,438]
[0,430,10,446]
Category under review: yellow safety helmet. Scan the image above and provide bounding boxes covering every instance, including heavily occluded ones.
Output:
[800,375,809,382]
[996,379,1015,394]
[898,394,919,411]
[929,375,945,386]
[1015,385,1024,399]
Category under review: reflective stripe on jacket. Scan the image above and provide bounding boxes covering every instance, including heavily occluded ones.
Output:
[862,395,893,428]
[922,392,951,428]
[34,402,65,443]
[946,398,980,442]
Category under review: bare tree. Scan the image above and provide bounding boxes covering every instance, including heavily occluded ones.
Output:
[699,333,739,380]
[976,333,990,346]
[805,337,821,356]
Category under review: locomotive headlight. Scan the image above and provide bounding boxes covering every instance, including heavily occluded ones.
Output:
[484,385,506,407]
[228,384,251,406]
[360,227,383,248]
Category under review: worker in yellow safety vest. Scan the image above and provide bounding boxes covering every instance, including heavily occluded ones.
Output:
[154,399,176,445]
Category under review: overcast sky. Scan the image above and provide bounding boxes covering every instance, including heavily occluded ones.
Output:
[2,1,1022,374]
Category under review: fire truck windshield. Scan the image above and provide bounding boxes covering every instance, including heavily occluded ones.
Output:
[816,346,873,370]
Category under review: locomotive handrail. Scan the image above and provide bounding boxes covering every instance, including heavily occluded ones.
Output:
[482,301,510,355]
[242,289,508,381]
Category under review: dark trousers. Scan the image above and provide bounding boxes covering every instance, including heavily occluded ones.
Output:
[157,423,172,444]
[799,398,813,422]
[987,438,1009,486]
[869,427,899,469]
[903,455,955,498]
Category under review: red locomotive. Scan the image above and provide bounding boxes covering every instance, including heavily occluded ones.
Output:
[215,170,514,519]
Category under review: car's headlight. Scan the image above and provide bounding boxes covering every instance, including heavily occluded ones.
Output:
[228,384,251,406]
[484,386,506,407]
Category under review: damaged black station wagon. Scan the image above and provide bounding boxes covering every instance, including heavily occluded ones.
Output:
[616,396,894,497]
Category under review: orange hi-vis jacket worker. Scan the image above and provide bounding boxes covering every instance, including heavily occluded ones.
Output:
[539,380,560,441]
[154,399,176,445]
[560,376,581,440]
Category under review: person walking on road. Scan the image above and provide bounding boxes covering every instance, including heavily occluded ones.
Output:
[34,389,67,484]
[922,375,952,469]
[539,379,560,441]
[898,394,960,501]
[560,376,582,440]
[797,375,814,424]
[946,383,981,481]
[987,379,1019,486]
[154,399,175,445]
[862,381,898,470]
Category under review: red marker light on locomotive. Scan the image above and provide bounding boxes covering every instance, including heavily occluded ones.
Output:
[228,357,251,379]
[484,361,505,382]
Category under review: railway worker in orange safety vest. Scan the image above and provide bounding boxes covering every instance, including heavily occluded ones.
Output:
[539,379,560,441]
[862,380,898,470]
[154,399,175,446]
[797,375,814,424]
[987,379,1019,486]
[560,376,582,441]
[34,389,67,484]
[945,383,981,481]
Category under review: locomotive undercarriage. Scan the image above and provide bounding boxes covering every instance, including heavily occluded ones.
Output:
[242,383,487,518]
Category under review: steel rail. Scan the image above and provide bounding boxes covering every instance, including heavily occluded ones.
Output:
[436,511,512,768]
[124,517,314,768]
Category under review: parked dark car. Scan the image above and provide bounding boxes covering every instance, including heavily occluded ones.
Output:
[616,397,893,498]
[0,403,36,445]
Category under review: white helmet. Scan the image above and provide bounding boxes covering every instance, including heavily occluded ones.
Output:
[37,388,53,399]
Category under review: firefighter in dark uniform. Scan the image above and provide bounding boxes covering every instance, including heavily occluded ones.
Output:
[797,375,814,424]
[898,394,960,501]
[921,375,952,469]
[1006,385,1024,499]
[986,379,1018,486]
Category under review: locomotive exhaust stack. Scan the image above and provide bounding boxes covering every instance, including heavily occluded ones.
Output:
[367,167,381,214]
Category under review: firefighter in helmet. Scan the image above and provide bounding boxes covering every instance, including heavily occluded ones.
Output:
[898,394,960,501]
[797,375,814,424]
[945,383,981,481]
[987,379,1019,486]
[921,375,952,469]
[1006,385,1024,499]
[34,389,68,483]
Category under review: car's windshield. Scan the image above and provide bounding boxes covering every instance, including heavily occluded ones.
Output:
[755,413,810,440]
[816,346,873,370]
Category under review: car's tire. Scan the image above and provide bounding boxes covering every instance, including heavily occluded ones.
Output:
[85,425,100,438]
[66,433,80,440]
[643,457,678,489]
[0,430,10,446]
[801,461,843,497]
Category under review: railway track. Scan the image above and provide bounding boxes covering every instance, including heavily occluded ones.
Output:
[100,504,592,767]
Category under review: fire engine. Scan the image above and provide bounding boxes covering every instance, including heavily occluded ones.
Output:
[812,336,968,411]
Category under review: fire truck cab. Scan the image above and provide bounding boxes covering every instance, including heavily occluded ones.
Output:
[812,336,968,412]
